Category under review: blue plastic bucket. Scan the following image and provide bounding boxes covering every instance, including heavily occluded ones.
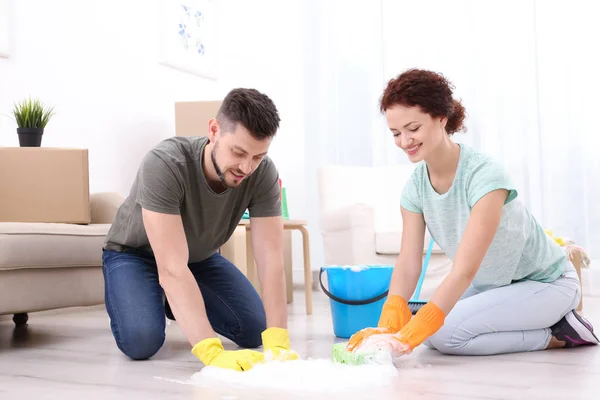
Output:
[319,265,394,339]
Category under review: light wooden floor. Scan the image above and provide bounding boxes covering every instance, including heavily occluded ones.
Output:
[1,289,600,400]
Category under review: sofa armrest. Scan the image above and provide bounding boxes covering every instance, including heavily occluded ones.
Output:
[90,192,125,224]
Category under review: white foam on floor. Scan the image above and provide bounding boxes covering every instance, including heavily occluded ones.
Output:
[189,358,399,394]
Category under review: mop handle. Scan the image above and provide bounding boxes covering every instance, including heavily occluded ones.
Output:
[413,237,434,301]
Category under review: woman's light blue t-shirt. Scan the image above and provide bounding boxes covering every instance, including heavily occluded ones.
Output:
[401,144,568,291]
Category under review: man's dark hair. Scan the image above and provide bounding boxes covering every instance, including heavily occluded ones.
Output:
[216,88,280,139]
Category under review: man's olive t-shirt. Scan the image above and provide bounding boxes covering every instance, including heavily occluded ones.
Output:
[103,136,281,263]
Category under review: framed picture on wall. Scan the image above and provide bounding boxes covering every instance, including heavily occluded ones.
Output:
[0,0,11,58]
[157,0,218,80]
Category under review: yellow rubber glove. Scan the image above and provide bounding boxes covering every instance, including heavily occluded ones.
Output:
[261,327,299,361]
[192,337,264,371]
[346,294,412,352]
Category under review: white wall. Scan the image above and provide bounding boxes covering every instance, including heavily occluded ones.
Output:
[0,0,308,273]
[0,0,223,195]
[216,0,307,275]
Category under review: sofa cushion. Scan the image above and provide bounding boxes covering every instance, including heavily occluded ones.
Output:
[375,230,444,255]
[0,222,111,271]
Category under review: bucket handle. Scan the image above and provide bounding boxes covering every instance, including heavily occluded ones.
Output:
[319,237,435,306]
[318,268,389,306]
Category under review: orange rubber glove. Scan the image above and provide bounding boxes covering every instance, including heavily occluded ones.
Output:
[393,302,445,350]
[346,294,412,352]
[378,294,413,332]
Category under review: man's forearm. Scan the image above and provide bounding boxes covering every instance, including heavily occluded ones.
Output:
[257,262,288,329]
[159,265,216,346]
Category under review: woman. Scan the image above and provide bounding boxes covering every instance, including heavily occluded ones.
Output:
[347,69,598,356]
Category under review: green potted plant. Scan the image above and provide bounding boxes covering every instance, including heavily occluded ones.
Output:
[12,97,55,147]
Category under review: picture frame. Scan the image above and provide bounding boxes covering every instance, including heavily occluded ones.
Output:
[157,0,218,80]
[0,0,11,59]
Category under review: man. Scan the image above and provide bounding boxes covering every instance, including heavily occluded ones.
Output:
[102,88,297,371]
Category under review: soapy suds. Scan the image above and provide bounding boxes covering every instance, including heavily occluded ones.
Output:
[190,358,398,394]
[357,334,412,358]
[154,340,423,395]
[349,265,367,272]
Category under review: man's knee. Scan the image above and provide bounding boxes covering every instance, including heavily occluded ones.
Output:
[233,311,267,349]
[115,326,166,360]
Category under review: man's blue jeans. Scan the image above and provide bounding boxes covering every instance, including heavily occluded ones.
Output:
[102,249,266,360]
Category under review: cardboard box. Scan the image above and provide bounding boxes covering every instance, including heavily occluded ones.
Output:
[0,147,90,224]
[175,101,222,137]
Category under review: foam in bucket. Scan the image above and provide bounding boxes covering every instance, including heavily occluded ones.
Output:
[321,265,393,339]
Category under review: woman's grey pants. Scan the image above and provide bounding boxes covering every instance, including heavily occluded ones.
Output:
[423,262,581,355]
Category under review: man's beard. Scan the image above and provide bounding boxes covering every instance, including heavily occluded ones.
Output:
[210,146,232,188]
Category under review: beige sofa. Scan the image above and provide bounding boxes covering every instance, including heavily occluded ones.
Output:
[0,191,295,326]
[0,192,123,325]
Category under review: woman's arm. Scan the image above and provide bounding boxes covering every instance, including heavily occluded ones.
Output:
[388,206,427,300]
[391,188,509,351]
[429,188,508,314]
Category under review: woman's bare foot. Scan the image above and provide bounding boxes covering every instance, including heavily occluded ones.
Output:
[546,335,566,349]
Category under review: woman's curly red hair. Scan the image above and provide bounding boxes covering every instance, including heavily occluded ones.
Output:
[380,69,467,135]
